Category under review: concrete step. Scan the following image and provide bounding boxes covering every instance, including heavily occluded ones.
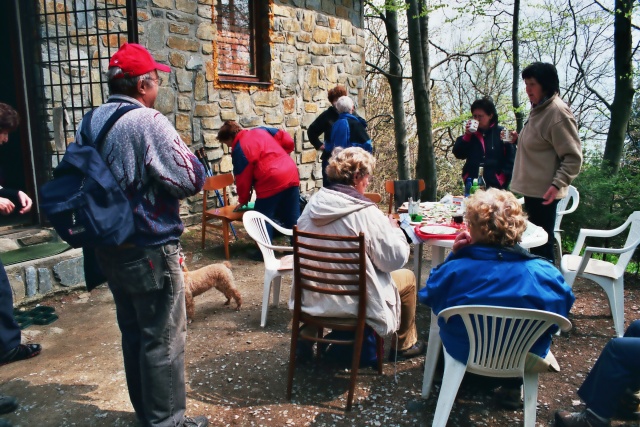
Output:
[2,228,86,305]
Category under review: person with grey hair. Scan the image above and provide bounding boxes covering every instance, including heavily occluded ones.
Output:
[325,96,372,168]
[293,147,425,362]
[78,43,207,427]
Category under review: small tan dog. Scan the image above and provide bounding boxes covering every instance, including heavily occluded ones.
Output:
[180,256,242,322]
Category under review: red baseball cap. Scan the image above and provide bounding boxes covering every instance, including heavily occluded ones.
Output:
[109,43,170,79]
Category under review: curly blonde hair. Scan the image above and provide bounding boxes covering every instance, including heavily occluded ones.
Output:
[326,147,375,185]
[465,188,527,246]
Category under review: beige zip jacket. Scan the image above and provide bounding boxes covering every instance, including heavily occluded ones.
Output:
[510,94,582,199]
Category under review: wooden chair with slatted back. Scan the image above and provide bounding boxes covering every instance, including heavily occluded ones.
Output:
[384,179,426,213]
[363,192,382,204]
[201,174,245,260]
[286,226,384,411]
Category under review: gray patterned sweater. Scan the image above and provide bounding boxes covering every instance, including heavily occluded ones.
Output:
[76,95,205,246]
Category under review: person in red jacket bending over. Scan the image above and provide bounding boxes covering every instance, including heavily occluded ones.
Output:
[217,120,301,244]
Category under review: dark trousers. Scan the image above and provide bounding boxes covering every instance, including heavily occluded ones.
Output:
[96,242,186,427]
[524,197,559,263]
[254,186,301,241]
[0,261,21,354]
[321,158,330,187]
[578,320,640,418]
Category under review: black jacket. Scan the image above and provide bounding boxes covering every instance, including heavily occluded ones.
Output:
[452,124,516,190]
[307,106,339,161]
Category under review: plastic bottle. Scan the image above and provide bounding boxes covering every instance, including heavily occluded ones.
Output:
[464,178,473,197]
[469,178,479,195]
[478,166,486,191]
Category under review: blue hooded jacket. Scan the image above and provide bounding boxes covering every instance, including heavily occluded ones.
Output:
[327,113,372,154]
[419,244,574,363]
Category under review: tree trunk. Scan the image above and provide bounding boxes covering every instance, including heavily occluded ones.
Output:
[384,4,411,180]
[512,0,525,132]
[602,0,635,173]
[406,0,437,201]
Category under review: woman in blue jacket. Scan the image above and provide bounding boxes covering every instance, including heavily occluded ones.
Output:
[419,188,574,407]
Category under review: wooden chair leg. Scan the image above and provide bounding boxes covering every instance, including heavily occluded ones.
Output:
[286,320,300,400]
[223,220,230,260]
[201,217,206,249]
[347,327,366,411]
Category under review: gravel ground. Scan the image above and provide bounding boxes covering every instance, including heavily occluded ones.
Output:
[1,225,639,426]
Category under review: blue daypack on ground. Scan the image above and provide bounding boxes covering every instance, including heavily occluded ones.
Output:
[40,105,140,248]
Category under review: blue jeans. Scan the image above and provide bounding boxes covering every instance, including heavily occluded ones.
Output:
[0,261,21,354]
[524,197,559,263]
[254,186,301,241]
[96,242,186,427]
[578,320,640,418]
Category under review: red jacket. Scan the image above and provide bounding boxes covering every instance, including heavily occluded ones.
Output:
[231,127,300,205]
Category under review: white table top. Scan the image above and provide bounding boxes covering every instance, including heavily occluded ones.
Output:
[413,221,548,286]
[417,221,548,250]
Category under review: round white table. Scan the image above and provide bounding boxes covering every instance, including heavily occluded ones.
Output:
[413,220,548,285]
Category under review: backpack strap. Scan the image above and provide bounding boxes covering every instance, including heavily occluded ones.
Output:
[81,104,141,149]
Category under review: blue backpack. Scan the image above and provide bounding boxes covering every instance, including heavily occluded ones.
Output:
[40,105,140,248]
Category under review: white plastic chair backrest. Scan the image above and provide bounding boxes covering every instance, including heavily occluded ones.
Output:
[243,211,292,268]
[439,305,571,377]
[554,185,579,231]
[615,211,640,276]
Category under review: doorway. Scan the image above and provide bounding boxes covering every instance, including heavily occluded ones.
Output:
[0,1,32,228]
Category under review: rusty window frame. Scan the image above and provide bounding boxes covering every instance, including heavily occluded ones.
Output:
[214,0,271,88]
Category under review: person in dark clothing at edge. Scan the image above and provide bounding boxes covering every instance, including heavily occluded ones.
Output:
[80,43,208,427]
[307,85,347,187]
[0,103,41,427]
[453,97,516,190]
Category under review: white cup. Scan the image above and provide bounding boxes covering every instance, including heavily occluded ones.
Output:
[467,119,479,133]
[500,128,511,142]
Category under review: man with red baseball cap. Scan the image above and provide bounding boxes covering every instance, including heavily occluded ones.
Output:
[79,43,207,427]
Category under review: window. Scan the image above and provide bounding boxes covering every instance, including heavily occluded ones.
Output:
[215,0,271,86]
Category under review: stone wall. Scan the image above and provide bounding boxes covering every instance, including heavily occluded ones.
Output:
[140,0,366,223]
[35,0,366,225]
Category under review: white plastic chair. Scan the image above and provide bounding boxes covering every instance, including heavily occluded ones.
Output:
[554,185,580,262]
[560,211,640,337]
[242,211,294,327]
[426,305,571,427]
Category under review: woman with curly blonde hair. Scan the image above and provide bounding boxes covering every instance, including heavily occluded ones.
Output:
[464,188,527,248]
[419,188,574,408]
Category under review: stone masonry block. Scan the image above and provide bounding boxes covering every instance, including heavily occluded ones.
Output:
[53,258,85,287]
[194,104,220,117]
[169,52,186,67]
[301,149,318,164]
[38,268,53,294]
[220,111,237,121]
[152,0,173,9]
[196,22,214,40]
[175,114,191,131]
[26,266,37,297]
[176,69,193,92]
[167,36,199,52]
[253,91,279,107]
[176,0,197,14]
[169,23,189,35]
[312,27,330,43]
[7,270,24,303]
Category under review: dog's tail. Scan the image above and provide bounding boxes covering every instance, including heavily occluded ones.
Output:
[222,261,232,270]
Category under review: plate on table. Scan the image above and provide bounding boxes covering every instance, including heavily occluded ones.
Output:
[419,225,459,235]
